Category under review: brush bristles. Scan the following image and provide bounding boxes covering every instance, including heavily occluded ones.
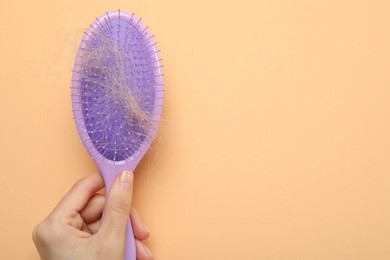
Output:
[72,11,162,162]
[79,34,153,125]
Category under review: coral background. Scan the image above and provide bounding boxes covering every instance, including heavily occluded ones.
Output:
[0,0,389,259]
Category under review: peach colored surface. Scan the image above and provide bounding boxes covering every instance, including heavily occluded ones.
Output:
[1,1,390,259]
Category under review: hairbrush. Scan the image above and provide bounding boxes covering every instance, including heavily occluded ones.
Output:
[71,10,163,260]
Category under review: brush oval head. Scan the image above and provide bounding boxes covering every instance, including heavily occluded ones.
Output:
[71,10,163,171]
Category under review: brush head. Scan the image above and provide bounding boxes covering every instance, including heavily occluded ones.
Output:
[71,10,163,167]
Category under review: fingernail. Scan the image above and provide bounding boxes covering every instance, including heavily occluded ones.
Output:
[119,170,133,190]
[143,244,153,258]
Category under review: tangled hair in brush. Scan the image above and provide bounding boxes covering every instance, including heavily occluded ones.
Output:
[72,11,163,162]
[79,31,153,133]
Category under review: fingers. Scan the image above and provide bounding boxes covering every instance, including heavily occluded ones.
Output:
[132,209,152,259]
[136,239,153,260]
[79,194,105,224]
[87,219,101,234]
[98,171,133,239]
[57,172,105,211]
[131,208,150,240]
[87,207,150,238]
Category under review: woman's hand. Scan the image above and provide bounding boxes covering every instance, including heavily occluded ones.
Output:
[32,171,153,260]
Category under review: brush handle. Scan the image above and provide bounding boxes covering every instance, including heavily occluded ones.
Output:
[101,166,137,260]
[124,219,136,260]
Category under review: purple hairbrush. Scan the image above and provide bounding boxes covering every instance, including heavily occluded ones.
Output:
[71,10,163,260]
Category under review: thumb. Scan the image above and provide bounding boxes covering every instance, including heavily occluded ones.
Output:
[99,170,133,239]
